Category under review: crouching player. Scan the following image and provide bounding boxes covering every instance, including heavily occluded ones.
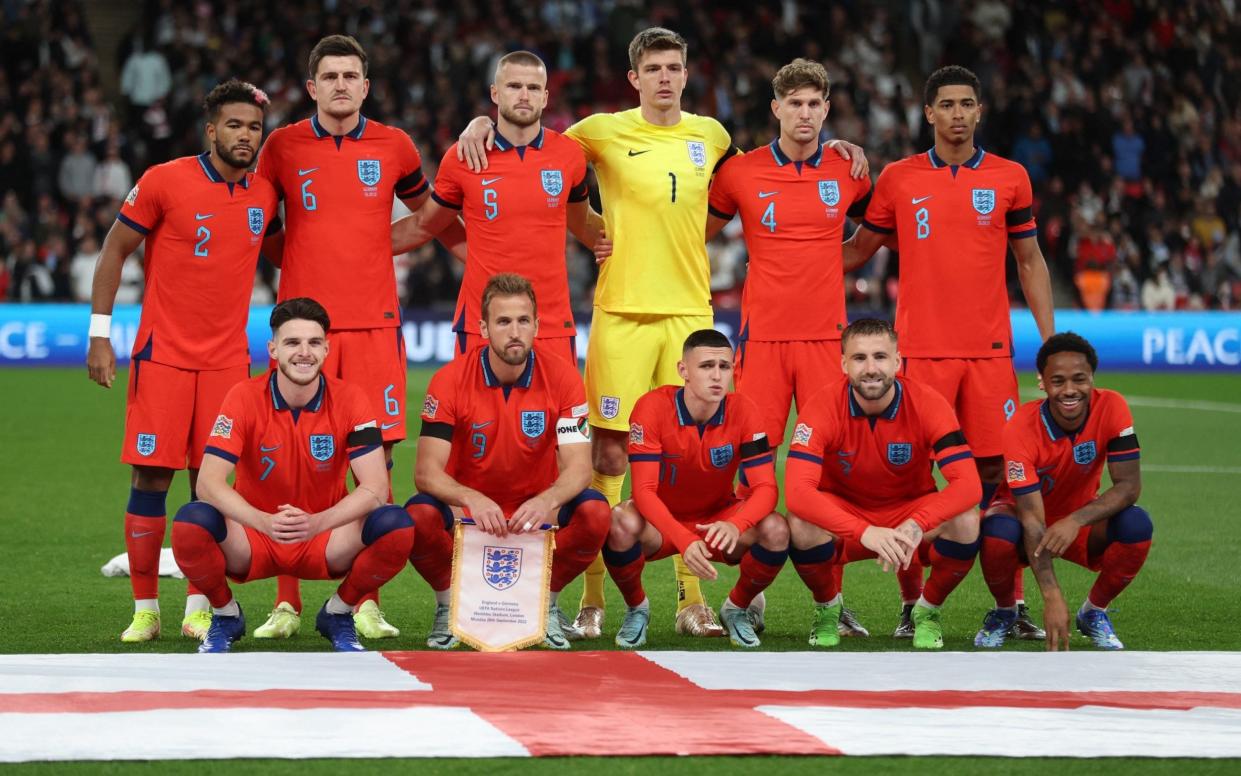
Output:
[976,332,1151,650]
[603,329,788,649]
[405,273,609,650]
[784,319,981,649]
[171,298,413,653]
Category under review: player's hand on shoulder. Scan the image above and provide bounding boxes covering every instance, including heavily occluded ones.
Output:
[682,540,719,581]
[509,495,554,533]
[826,138,870,180]
[456,116,496,173]
[860,525,916,572]
[1042,593,1071,651]
[696,521,740,555]
[593,230,612,265]
[86,337,116,388]
[463,491,507,536]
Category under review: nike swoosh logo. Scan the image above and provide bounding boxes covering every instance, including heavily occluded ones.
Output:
[130,531,156,539]
[259,444,280,453]
[627,149,650,156]
[480,177,503,186]
[381,422,400,430]
[471,421,493,431]
[298,167,319,176]
[912,196,933,204]
[194,213,214,221]
[758,191,779,198]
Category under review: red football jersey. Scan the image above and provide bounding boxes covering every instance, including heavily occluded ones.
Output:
[118,153,279,370]
[256,115,426,330]
[709,141,871,341]
[862,147,1038,358]
[203,371,382,514]
[1000,389,1140,521]
[627,386,777,551]
[419,344,589,511]
[785,377,979,539]
[433,127,588,338]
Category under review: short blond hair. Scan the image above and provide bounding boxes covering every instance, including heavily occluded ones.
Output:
[481,273,538,320]
[772,58,830,100]
[628,27,687,71]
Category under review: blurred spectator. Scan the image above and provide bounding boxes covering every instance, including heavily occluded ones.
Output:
[93,141,133,202]
[57,131,97,202]
[1141,263,1176,310]
[1074,223,1117,312]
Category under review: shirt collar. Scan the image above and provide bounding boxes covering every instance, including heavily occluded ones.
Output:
[1039,399,1089,442]
[268,370,326,412]
[480,347,536,389]
[311,113,368,140]
[196,152,249,188]
[492,125,545,152]
[927,145,985,170]
[848,378,903,420]
[675,387,727,427]
[768,139,824,168]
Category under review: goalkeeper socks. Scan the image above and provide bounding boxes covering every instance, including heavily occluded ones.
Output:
[728,544,787,608]
[275,576,303,613]
[550,497,610,592]
[581,471,624,610]
[125,488,168,600]
[789,541,840,603]
[674,554,706,612]
[406,503,454,591]
[921,537,978,607]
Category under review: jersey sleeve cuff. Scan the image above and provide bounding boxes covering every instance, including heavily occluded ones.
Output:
[1009,227,1038,240]
[786,450,823,466]
[203,445,238,464]
[1011,482,1042,496]
[430,190,462,210]
[116,212,150,235]
[708,204,735,220]
[861,219,893,235]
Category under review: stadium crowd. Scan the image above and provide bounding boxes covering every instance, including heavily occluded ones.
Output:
[2,0,1239,311]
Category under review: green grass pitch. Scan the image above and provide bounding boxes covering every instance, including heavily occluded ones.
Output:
[1,366,1239,772]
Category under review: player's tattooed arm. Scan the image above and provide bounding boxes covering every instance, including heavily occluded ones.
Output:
[86,219,145,388]
[1062,457,1142,530]
[456,116,497,173]
[1010,235,1056,342]
[1016,490,1071,650]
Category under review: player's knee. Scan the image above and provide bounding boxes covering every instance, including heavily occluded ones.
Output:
[947,507,981,543]
[756,512,790,551]
[1106,505,1153,544]
[405,493,454,532]
[173,501,226,543]
[981,512,1022,545]
[362,505,414,546]
[592,430,628,475]
[786,512,832,550]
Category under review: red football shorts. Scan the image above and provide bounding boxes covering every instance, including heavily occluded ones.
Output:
[454,331,578,365]
[122,360,249,469]
[902,356,1018,458]
[648,499,746,563]
[322,327,407,443]
[230,526,336,583]
[734,339,842,446]
[985,499,1102,571]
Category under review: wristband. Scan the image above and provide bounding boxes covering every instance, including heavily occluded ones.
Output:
[89,314,112,338]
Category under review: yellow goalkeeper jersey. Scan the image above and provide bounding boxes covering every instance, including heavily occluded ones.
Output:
[566,108,732,315]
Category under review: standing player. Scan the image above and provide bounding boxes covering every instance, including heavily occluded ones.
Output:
[975,333,1151,650]
[171,298,414,653]
[391,50,604,365]
[784,319,982,649]
[706,58,876,639]
[603,329,788,648]
[86,79,280,643]
[844,65,1055,639]
[405,274,610,649]
[254,35,462,639]
[459,28,867,639]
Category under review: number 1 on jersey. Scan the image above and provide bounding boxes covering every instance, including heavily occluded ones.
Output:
[668,172,677,203]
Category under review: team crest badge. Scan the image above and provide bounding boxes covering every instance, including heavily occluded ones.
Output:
[1073,440,1097,465]
[483,546,522,590]
[972,188,996,215]
[521,410,546,438]
[887,442,913,466]
[687,140,706,168]
[247,207,265,236]
[600,396,620,420]
[136,434,157,457]
[309,434,335,462]
[357,159,381,187]
[540,169,563,197]
[709,443,734,469]
[819,180,841,206]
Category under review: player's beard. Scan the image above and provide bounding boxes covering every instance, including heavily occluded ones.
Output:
[499,103,542,129]
[492,339,530,366]
[215,138,253,170]
[278,359,322,387]
[851,371,895,402]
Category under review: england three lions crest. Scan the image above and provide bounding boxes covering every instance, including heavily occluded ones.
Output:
[247,207,265,236]
[483,545,522,590]
[309,434,335,462]
[136,433,157,457]
[972,188,995,215]
[819,180,841,207]
[887,442,913,466]
[687,141,706,168]
[709,443,734,468]
[357,159,381,187]
[1073,440,1097,465]
[540,169,563,197]
[521,410,546,439]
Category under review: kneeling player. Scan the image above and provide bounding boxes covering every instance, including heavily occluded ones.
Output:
[976,332,1151,650]
[785,319,981,649]
[603,329,788,649]
[405,274,609,650]
[171,298,413,653]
